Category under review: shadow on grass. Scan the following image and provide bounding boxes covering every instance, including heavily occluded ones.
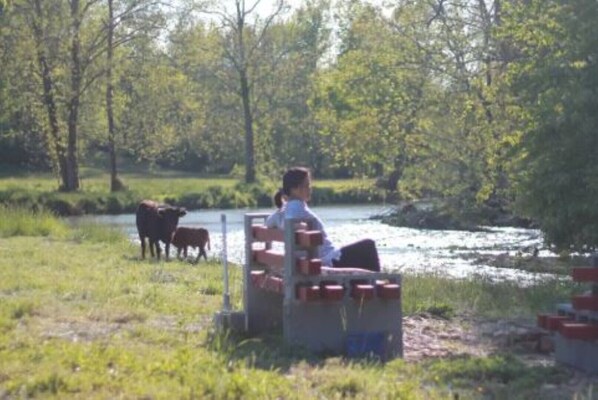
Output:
[205,329,346,373]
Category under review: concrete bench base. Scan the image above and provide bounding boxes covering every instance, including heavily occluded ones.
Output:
[244,213,403,360]
[555,333,598,373]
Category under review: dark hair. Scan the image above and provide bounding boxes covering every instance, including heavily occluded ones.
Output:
[282,167,310,196]
[273,189,284,209]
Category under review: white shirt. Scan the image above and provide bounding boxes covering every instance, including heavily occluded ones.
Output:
[265,209,284,229]
[282,199,340,266]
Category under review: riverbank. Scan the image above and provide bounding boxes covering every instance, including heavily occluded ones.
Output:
[377,201,534,231]
[1,208,593,398]
[0,167,382,216]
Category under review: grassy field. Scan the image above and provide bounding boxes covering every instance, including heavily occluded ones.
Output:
[0,167,237,194]
[0,166,375,194]
[0,167,382,215]
[0,207,589,399]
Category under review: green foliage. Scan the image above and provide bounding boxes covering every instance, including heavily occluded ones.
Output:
[502,0,598,250]
[0,170,382,215]
[2,0,598,247]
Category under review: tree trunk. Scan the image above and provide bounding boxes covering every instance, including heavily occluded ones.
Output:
[240,67,256,184]
[65,0,81,191]
[32,0,69,189]
[106,0,121,192]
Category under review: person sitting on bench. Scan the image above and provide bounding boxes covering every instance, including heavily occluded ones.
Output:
[265,189,287,229]
[267,166,381,272]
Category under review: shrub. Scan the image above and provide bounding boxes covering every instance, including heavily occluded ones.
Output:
[105,196,124,214]
[46,198,80,216]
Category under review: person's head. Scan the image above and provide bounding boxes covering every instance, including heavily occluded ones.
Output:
[282,167,311,202]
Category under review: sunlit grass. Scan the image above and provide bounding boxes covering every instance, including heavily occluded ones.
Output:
[402,271,577,318]
[0,167,373,194]
[0,208,582,398]
[0,205,69,238]
[0,167,380,215]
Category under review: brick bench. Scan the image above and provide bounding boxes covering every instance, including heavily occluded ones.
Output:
[243,213,403,359]
[538,263,598,372]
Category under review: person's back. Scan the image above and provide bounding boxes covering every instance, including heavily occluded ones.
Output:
[265,189,286,229]
[284,199,339,266]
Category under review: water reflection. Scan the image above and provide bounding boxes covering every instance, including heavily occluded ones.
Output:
[69,205,556,283]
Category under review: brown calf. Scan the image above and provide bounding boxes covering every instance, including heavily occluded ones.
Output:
[172,227,211,263]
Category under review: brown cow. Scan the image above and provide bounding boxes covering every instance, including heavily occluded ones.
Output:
[171,227,211,263]
[136,200,186,260]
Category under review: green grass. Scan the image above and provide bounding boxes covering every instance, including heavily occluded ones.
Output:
[0,166,383,215]
[0,209,584,399]
[402,272,577,317]
[0,205,69,238]
[0,166,372,195]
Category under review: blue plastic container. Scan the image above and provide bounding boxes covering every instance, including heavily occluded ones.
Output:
[345,332,386,358]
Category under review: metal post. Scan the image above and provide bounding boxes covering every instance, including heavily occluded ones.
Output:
[592,252,598,296]
[221,213,231,312]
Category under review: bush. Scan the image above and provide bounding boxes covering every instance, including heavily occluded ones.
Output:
[43,197,81,216]
[105,196,124,214]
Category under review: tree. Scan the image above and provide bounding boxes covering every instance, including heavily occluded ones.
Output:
[204,0,289,183]
[311,2,431,185]
[502,0,598,250]
[9,0,107,191]
[104,0,163,191]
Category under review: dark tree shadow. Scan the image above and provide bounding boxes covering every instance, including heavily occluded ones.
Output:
[204,328,382,373]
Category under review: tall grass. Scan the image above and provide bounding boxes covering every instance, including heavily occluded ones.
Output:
[402,272,577,318]
[0,205,68,238]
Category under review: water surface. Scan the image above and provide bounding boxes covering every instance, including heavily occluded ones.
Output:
[74,205,553,283]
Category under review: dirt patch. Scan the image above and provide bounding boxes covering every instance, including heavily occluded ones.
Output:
[404,313,598,396]
[403,313,549,362]
[20,314,212,343]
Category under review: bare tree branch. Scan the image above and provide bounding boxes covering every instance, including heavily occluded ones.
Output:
[246,0,286,60]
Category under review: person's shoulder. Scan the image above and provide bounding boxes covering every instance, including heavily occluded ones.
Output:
[284,199,305,217]
[285,199,304,209]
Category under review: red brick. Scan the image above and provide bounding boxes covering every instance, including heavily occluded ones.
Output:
[546,315,572,331]
[295,230,324,247]
[572,268,598,283]
[321,285,344,301]
[297,285,320,301]
[252,225,284,242]
[296,258,322,275]
[351,284,375,301]
[572,295,598,312]
[560,323,598,341]
[377,284,401,300]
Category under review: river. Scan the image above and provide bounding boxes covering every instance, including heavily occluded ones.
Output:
[71,204,555,283]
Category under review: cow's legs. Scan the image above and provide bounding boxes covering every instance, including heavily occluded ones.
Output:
[149,239,155,258]
[164,242,170,261]
[176,247,182,260]
[140,236,146,259]
[199,246,207,261]
[154,241,161,260]
[183,246,188,258]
